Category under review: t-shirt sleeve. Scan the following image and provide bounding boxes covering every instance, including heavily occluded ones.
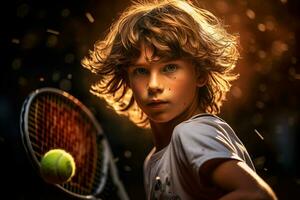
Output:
[171,119,245,179]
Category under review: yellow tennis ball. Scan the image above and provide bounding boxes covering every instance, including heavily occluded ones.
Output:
[40,149,76,184]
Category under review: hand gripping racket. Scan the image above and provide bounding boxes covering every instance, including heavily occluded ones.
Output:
[19,87,130,200]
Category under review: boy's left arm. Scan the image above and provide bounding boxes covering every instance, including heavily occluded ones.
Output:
[202,159,278,200]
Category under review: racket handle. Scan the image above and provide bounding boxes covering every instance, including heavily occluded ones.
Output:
[109,153,130,200]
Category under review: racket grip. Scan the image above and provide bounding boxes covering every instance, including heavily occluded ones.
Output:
[109,153,130,200]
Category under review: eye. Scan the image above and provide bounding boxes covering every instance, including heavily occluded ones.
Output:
[162,64,177,73]
[133,67,148,75]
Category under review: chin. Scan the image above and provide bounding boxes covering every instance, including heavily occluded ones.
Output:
[147,113,176,124]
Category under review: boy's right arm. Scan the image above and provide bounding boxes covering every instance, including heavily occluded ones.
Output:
[202,159,277,200]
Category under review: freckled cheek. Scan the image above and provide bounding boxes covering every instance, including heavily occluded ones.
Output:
[131,80,148,99]
[171,81,196,102]
[171,81,188,94]
[132,85,144,95]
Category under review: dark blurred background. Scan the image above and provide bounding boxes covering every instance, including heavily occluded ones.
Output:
[1,0,299,199]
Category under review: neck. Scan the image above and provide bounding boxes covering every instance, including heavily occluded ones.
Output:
[150,106,203,152]
[150,121,174,152]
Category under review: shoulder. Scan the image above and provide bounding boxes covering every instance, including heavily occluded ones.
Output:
[173,114,231,140]
[171,113,240,154]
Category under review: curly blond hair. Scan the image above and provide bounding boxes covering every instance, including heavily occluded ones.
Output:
[81,0,240,128]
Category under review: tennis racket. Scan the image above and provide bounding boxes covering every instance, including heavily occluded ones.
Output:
[19,87,130,200]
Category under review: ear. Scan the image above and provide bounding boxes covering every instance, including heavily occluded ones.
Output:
[196,75,207,87]
[196,70,207,87]
[193,62,207,87]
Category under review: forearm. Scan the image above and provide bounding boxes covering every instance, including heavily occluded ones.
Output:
[208,160,278,200]
[219,189,278,200]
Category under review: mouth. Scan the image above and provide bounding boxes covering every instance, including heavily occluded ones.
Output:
[146,100,169,108]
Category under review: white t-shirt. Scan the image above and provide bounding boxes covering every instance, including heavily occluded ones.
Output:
[144,114,255,200]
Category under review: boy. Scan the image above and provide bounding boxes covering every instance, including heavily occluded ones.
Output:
[82,0,277,199]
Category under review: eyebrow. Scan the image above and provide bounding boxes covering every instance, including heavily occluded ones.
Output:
[130,62,149,68]
[130,58,177,68]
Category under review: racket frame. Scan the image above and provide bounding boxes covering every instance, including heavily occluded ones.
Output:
[19,87,128,200]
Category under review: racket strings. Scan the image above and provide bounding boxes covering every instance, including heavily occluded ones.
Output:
[27,93,106,196]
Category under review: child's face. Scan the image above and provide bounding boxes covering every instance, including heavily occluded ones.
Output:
[128,46,203,124]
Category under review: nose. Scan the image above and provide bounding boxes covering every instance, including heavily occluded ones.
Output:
[148,73,164,96]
